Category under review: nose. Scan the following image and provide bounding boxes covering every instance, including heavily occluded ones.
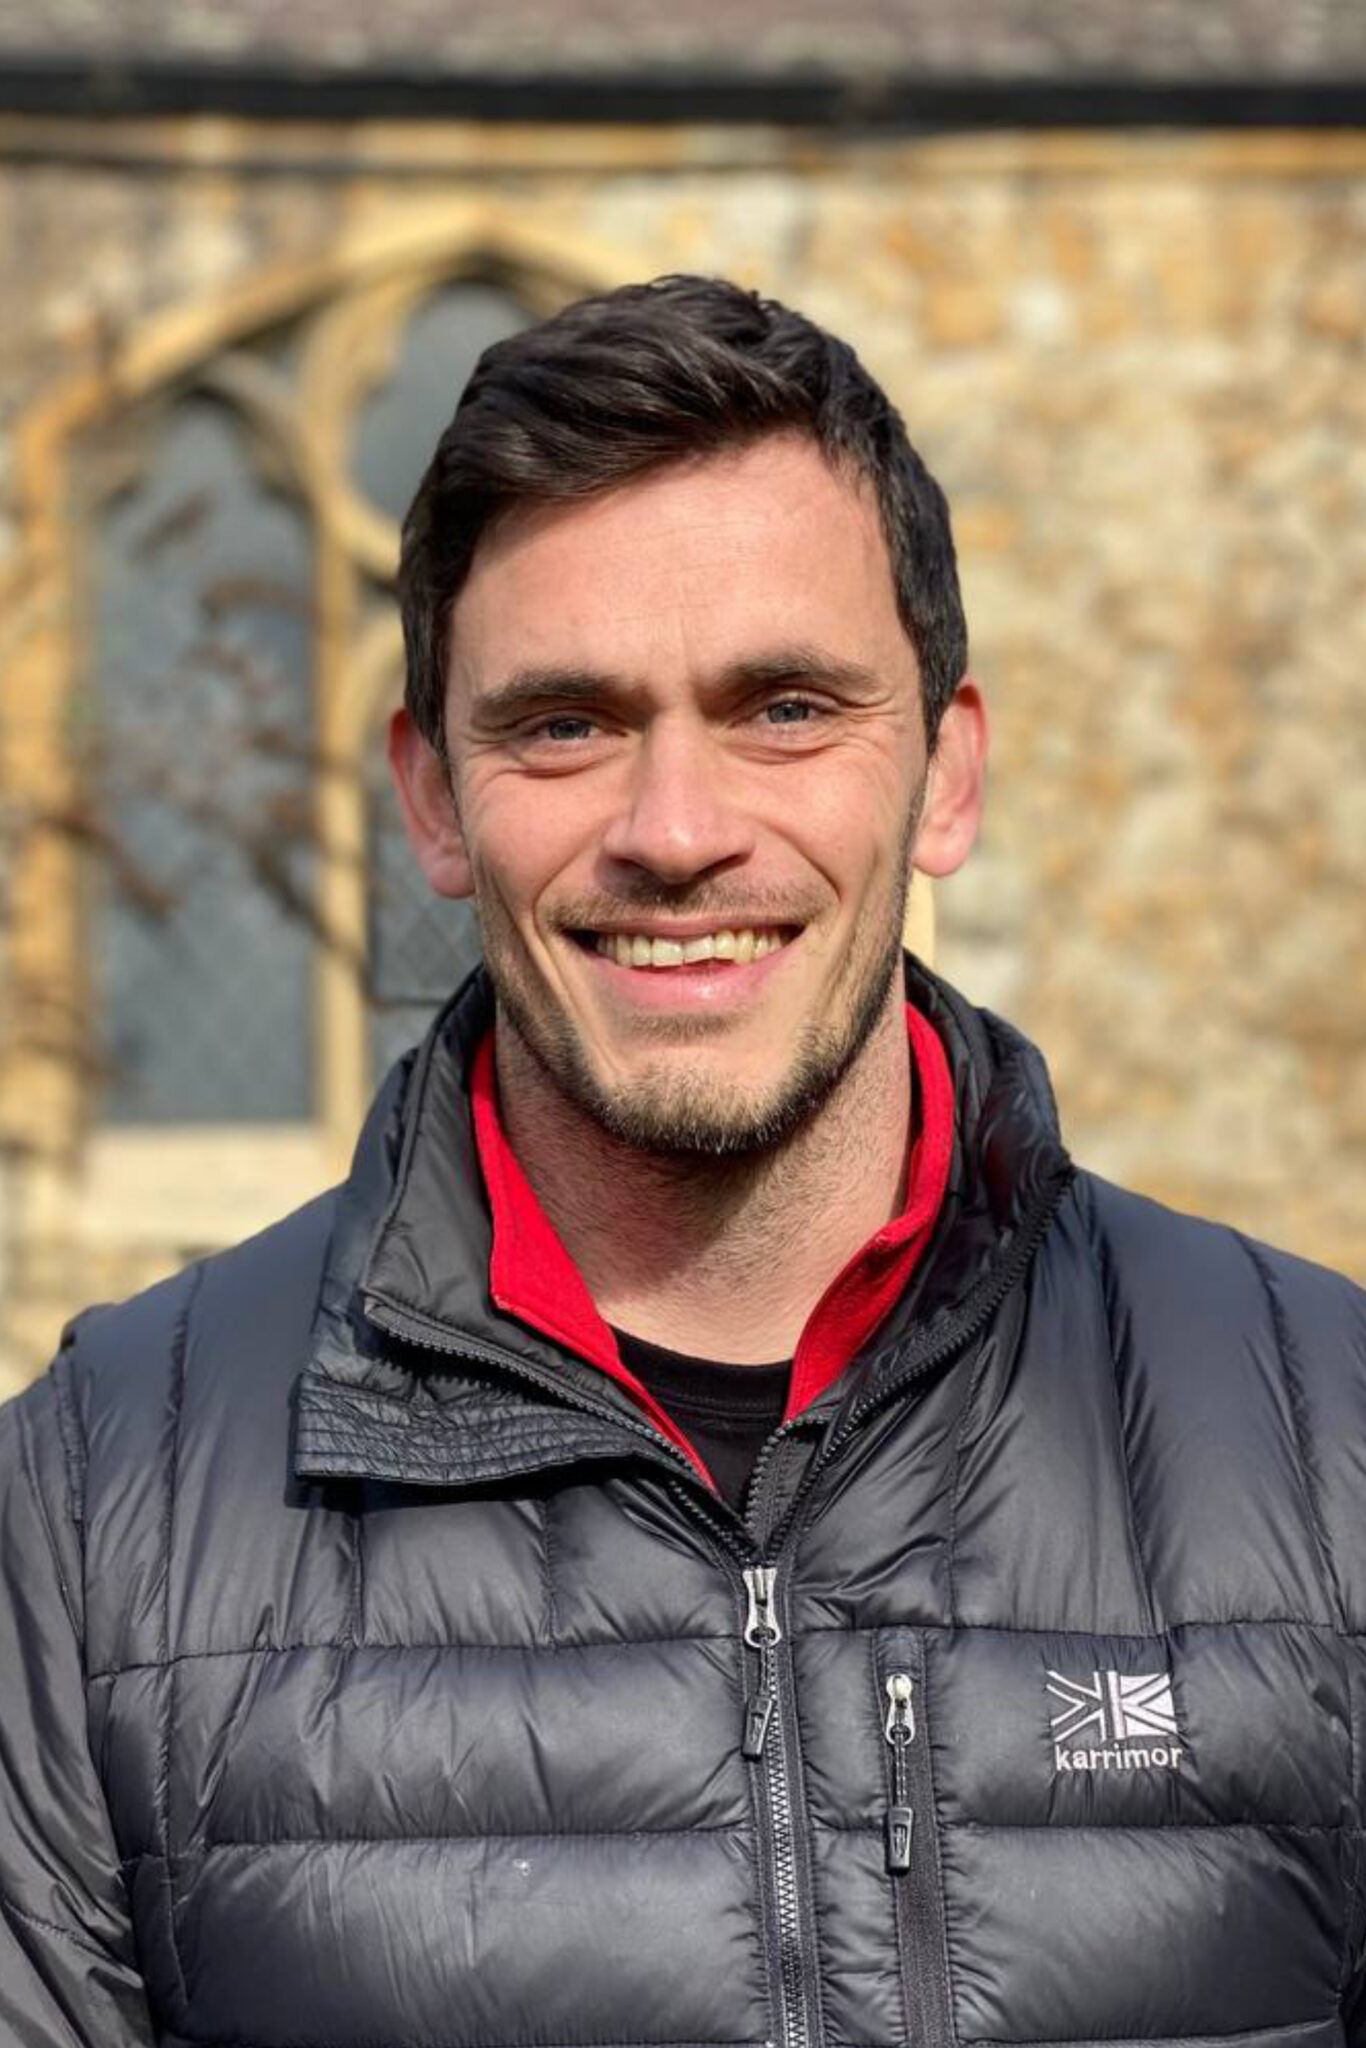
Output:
[599,715,756,885]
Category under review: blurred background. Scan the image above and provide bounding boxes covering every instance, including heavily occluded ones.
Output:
[0,1,1363,1393]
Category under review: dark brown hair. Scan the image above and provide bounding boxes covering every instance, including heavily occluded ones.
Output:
[398,274,968,755]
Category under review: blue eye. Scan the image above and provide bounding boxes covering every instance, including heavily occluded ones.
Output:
[763,698,818,724]
[538,717,596,743]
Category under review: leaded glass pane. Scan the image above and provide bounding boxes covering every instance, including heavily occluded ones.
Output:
[350,283,529,520]
[87,391,316,1123]
[354,282,523,1076]
[367,762,482,1080]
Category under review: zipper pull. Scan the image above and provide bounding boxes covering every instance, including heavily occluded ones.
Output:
[883,1670,916,1875]
[886,1802,914,1874]
[741,1566,782,1760]
[743,1688,775,1760]
[884,1669,915,1744]
[743,1566,782,1649]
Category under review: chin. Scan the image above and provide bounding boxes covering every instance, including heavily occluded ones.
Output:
[570,1020,871,1158]
[589,1079,806,1159]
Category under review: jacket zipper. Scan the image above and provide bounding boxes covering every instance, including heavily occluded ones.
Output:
[742,1564,816,2048]
[878,1634,952,2048]
[883,1670,916,1876]
[365,1297,821,2048]
[731,1161,1074,2048]
[748,1165,1076,1561]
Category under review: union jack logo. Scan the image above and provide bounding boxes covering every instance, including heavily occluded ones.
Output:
[1046,1668,1179,1744]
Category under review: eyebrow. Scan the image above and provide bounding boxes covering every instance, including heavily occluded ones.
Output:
[466,668,636,730]
[466,645,886,729]
[728,647,885,696]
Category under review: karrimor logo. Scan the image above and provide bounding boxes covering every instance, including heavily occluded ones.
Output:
[1046,1668,1184,1775]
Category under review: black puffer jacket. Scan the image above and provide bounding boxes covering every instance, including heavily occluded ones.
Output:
[4,960,1366,2048]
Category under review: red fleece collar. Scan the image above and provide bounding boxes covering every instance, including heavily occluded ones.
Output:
[471,1005,954,1491]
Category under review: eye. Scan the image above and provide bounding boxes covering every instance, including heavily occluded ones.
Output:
[531,714,598,744]
[759,695,824,727]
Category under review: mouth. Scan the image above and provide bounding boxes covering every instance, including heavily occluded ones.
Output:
[571,924,800,971]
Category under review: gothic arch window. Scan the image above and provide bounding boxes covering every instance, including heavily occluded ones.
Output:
[73,277,529,1135]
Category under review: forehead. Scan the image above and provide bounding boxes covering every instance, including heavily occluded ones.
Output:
[446,433,909,693]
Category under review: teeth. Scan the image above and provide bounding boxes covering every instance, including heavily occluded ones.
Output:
[593,928,788,969]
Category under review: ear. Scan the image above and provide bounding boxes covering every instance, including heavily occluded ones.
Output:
[912,679,988,880]
[387,707,474,900]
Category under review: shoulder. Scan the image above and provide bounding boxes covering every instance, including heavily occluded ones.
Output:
[1066,1170,1366,1626]
[67,1185,338,1381]
[1029,1165,1366,1448]
[12,1189,341,1525]
[1075,1169,1366,1370]
[0,1188,345,1692]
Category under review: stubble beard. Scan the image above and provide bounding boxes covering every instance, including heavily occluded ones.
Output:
[472,798,922,1162]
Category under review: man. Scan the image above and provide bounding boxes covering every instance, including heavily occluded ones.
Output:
[2,275,1364,2047]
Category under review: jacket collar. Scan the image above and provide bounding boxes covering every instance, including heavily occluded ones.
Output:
[294,958,1072,1492]
[468,1002,954,1449]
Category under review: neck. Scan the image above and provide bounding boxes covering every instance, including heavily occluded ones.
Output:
[494,993,914,1363]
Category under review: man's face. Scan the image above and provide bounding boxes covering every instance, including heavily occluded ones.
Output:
[409,433,975,1156]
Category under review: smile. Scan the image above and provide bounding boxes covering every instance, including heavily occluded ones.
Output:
[582,927,796,970]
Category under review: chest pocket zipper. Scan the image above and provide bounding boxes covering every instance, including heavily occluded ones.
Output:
[884,1670,917,1873]
[876,1632,954,2048]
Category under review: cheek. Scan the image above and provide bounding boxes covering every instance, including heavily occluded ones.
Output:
[785,765,910,886]
[463,781,585,930]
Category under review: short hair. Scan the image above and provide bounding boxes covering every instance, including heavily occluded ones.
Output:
[398,274,968,757]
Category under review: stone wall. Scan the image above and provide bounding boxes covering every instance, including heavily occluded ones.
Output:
[1,120,1363,1391]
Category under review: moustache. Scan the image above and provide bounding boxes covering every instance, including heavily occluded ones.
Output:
[551,890,824,931]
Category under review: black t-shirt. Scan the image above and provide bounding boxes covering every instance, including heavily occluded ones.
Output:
[613,1328,791,1512]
